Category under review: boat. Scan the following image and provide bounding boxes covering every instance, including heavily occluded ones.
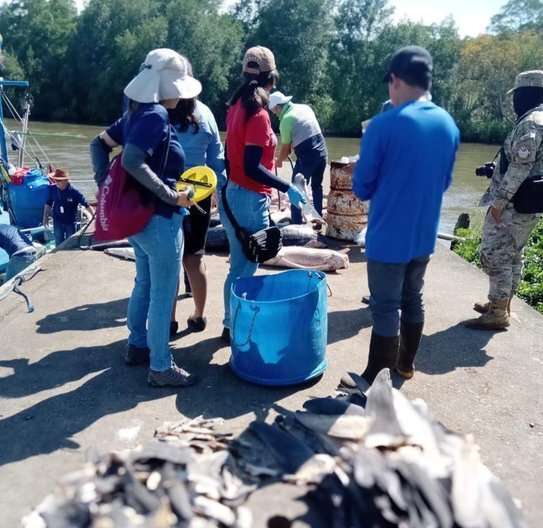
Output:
[0,33,59,283]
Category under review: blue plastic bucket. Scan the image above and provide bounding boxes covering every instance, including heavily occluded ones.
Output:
[8,169,50,228]
[230,270,328,386]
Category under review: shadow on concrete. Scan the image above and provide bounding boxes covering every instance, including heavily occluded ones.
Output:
[35,298,129,334]
[415,323,495,376]
[0,339,194,466]
[327,306,372,345]
[173,336,321,422]
[0,341,116,398]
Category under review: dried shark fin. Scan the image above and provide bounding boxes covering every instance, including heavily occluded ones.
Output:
[248,421,315,475]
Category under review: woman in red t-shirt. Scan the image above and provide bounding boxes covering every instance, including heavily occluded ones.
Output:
[221,46,305,343]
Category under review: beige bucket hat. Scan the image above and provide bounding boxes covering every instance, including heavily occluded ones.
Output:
[124,48,202,103]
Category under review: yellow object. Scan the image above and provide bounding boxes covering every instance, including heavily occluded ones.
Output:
[0,163,10,183]
[176,166,217,203]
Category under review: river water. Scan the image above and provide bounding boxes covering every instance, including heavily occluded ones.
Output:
[6,120,497,232]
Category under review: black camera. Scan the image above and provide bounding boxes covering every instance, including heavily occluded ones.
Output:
[475,162,495,178]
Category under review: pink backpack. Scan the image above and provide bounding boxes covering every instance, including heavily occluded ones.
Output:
[94,155,155,242]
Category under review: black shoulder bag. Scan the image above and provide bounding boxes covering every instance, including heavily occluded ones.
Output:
[505,108,543,214]
[221,184,282,263]
[513,175,543,214]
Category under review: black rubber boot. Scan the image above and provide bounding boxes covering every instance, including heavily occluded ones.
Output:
[396,321,424,380]
[169,321,179,339]
[361,331,400,385]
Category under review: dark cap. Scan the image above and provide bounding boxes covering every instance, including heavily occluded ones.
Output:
[384,46,433,88]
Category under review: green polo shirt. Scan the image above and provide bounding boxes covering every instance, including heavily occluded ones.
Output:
[279,102,323,149]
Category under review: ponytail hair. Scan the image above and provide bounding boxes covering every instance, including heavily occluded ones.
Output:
[228,69,279,120]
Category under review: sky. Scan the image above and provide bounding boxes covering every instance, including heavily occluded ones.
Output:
[390,0,505,37]
[71,0,506,37]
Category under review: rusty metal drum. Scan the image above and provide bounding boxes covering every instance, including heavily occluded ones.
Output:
[325,159,368,242]
[327,189,367,216]
[326,212,367,241]
[329,161,355,190]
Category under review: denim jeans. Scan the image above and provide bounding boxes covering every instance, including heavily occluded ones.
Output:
[53,221,76,246]
[291,156,326,224]
[367,256,430,337]
[222,182,269,328]
[127,212,184,371]
[6,252,37,280]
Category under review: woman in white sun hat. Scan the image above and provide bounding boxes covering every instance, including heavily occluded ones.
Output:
[90,48,201,388]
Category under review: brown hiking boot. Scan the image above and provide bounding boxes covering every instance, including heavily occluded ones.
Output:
[463,299,510,330]
[473,301,490,314]
[396,321,424,380]
[474,297,512,316]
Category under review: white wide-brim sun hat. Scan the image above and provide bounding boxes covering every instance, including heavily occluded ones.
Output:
[124,48,202,104]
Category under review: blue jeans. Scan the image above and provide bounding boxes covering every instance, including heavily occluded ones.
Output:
[222,182,269,328]
[291,156,326,224]
[6,252,37,280]
[127,213,184,371]
[367,256,430,337]
[53,221,76,246]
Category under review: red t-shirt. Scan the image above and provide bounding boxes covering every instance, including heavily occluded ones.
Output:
[226,99,277,194]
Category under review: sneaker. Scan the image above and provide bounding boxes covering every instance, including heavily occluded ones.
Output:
[170,321,179,339]
[124,344,150,366]
[187,316,207,332]
[221,327,230,345]
[147,364,198,387]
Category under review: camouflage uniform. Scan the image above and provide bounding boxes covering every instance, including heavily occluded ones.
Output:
[479,72,543,303]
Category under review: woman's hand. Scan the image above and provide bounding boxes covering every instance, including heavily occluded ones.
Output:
[176,191,194,208]
[287,185,307,209]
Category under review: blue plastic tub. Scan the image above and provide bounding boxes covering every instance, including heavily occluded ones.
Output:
[8,169,50,228]
[230,269,328,386]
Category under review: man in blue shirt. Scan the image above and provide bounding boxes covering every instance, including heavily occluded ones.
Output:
[43,169,94,246]
[351,46,460,384]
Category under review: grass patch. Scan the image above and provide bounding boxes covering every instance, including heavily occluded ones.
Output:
[453,218,543,315]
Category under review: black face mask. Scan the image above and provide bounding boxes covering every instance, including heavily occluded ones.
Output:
[513,87,543,119]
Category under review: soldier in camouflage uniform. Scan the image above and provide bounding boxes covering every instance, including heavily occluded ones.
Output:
[464,70,543,330]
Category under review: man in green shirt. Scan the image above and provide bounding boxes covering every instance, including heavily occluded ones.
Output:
[269,92,328,224]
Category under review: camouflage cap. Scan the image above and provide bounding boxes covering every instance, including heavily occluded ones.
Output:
[507,70,543,94]
[243,46,276,75]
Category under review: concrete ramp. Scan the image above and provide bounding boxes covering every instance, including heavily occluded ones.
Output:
[0,243,541,526]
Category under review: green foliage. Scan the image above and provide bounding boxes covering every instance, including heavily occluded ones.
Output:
[0,50,25,80]
[453,220,543,315]
[517,220,543,313]
[0,0,542,141]
[452,228,481,266]
[0,0,77,119]
[450,31,543,142]
[489,0,543,33]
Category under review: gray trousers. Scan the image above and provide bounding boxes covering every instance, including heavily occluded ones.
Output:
[367,256,430,337]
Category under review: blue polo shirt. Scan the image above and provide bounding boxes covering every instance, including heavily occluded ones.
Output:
[47,184,88,225]
[353,99,459,263]
[107,103,185,217]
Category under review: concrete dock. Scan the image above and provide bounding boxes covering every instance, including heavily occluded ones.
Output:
[0,241,542,526]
